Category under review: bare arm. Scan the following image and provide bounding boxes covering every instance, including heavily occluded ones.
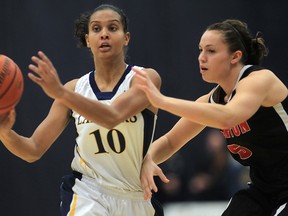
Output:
[134,67,287,129]
[141,95,208,199]
[28,51,161,129]
[149,109,207,165]
[0,82,73,162]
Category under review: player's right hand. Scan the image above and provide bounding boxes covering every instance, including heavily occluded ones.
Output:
[132,66,165,109]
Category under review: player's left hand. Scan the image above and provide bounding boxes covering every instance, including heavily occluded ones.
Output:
[28,51,65,100]
[140,154,170,200]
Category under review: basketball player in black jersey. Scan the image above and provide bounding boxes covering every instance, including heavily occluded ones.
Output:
[133,19,288,216]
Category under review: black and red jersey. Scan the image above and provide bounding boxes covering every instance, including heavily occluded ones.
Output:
[209,65,288,194]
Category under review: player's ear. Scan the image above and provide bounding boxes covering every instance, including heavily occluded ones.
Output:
[231,50,242,64]
[124,32,130,46]
[85,34,90,48]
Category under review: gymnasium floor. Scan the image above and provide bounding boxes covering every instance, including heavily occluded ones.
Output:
[163,201,229,216]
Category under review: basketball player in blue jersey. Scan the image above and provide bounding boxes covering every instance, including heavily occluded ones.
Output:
[133,19,288,216]
[0,4,164,216]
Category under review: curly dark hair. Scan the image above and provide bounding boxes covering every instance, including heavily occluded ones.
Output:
[74,4,129,48]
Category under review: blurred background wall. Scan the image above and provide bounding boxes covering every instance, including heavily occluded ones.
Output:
[0,0,287,215]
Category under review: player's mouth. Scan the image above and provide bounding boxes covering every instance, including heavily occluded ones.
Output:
[99,43,111,51]
[200,66,208,74]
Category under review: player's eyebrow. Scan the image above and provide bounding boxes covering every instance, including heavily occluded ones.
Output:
[90,19,120,25]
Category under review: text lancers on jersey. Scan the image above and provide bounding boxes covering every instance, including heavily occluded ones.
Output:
[76,115,138,125]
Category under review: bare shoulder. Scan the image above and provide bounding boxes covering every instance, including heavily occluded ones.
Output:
[142,68,161,80]
[139,68,162,89]
[239,68,286,90]
[63,79,79,91]
[246,69,281,82]
[239,69,287,105]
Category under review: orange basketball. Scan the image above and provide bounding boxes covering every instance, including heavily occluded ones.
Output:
[0,55,24,115]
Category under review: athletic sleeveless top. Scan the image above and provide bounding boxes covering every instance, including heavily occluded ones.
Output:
[209,65,288,194]
[71,65,157,192]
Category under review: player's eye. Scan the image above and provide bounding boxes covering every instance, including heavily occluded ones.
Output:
[92,26,101,32]
[109,25,118,32]
[207,49,216,54]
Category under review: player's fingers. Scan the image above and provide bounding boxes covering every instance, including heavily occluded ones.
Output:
[8,109,16,124]
[31,53,55,75]
[134,73,147,84]
[28,64,44,78]
[30,56,50,74]
[158,170,170,184]
[147,172,160,192]
[9,109,15,117]
[143,186,152,200]
[141,176,149,190]
[0,111,10,123]
[37,51,54,69]
[132,66,142,74]
[132,67,149,80]
[141,177,153,200]
[27,72,44,85]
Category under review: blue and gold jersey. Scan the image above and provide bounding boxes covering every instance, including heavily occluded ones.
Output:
[71,65,157,192]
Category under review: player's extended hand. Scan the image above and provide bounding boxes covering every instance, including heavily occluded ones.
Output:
[28,51,65,100]
[140,154,170,200]
[132,67,165,109]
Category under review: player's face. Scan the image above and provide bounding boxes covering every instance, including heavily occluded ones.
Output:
[85,9,130,60]
[198,30,234,84]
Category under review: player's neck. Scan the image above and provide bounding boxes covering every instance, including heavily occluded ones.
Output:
[94,62,127,91]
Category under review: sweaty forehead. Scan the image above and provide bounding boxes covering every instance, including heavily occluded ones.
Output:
[90,9,121,24]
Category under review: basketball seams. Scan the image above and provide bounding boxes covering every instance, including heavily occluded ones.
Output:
[0,60,18,99]
[0,55,24,114]
[0,65,22,109]
[0,57,12,91]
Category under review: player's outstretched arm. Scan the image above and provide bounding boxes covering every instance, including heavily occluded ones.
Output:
[28,51,162,129]
[0,95,71,162]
